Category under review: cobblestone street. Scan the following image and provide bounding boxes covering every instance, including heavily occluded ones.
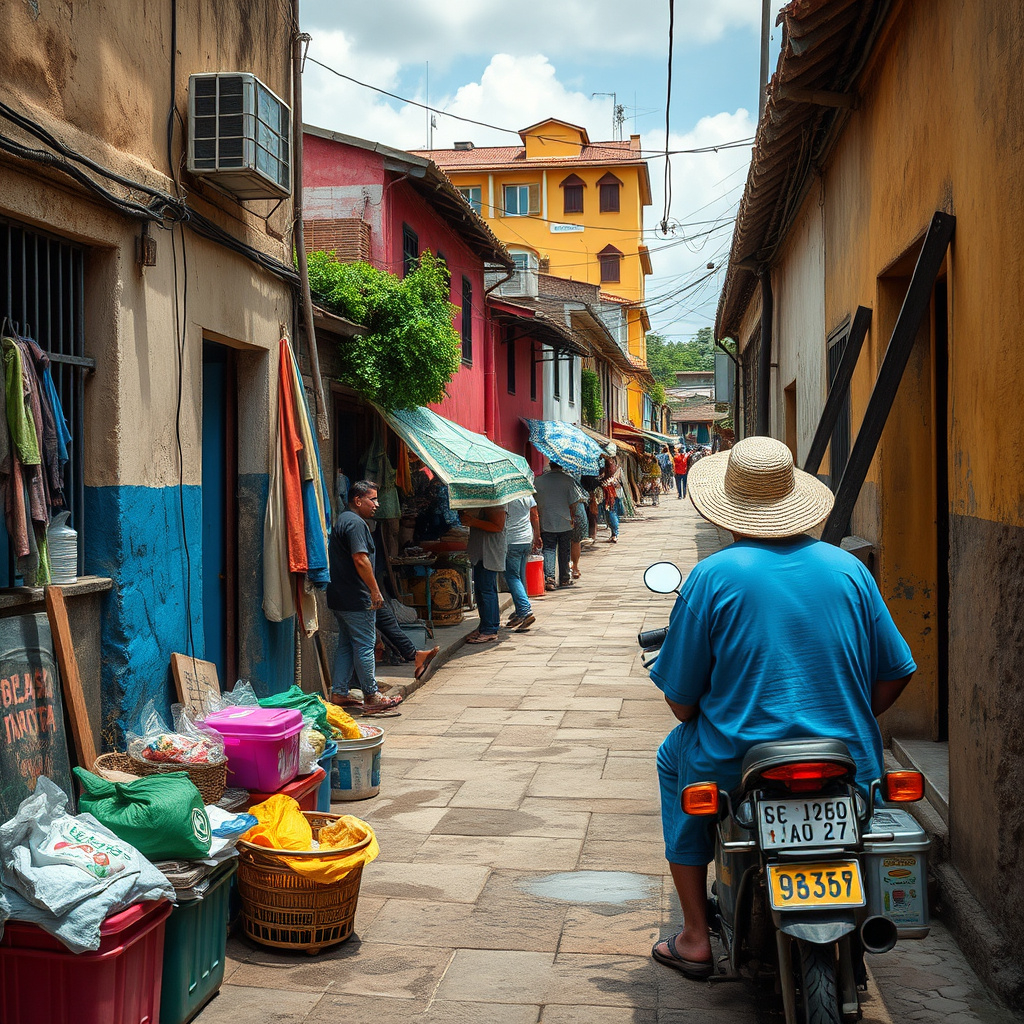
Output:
[198,498,1017,1024]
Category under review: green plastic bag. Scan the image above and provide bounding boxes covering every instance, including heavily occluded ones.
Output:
[73,768,212,860]
[258,684,331,737]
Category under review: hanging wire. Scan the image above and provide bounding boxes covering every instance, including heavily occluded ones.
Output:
[660,0,676,236]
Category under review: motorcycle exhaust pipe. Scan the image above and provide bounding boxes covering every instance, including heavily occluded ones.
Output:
[860,915,898,954]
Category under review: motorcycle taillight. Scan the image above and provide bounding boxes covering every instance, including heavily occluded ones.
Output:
[761,761,849,793]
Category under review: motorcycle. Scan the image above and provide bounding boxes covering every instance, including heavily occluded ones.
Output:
[640,561,930,1024]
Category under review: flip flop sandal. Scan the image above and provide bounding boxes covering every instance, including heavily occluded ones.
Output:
[514,614,536,632]
[465,630,482,641]
[330,695,365,709]
[466,633,500,644]
[361,694,404,715]
[414,646,441,680]
[650,933,714,979]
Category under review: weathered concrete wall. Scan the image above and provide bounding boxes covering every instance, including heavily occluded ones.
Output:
[0,0,296,743]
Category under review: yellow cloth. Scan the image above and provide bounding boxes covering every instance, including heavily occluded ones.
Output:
[318,696,363,740]
[244,795,379,883]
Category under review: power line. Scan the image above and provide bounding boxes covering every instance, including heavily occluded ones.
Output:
[660,0,675,234]
[304,54,754,159]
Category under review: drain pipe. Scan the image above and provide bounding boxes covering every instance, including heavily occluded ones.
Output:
[756,267,773,436]
[291,11,329,442]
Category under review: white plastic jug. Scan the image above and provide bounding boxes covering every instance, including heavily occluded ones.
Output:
[47,511,78,584]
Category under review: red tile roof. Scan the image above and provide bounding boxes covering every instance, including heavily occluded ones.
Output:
[412,140,645,171]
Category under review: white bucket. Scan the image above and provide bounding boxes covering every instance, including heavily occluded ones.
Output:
[330,725,384,801]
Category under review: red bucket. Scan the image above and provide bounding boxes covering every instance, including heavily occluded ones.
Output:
[526,554,545,597]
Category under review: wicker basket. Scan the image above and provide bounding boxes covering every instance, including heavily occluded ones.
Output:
[236,812,372,955]
[127,754,228,804]
[92,752,136,778]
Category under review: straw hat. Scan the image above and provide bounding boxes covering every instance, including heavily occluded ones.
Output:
[687,436,834,538]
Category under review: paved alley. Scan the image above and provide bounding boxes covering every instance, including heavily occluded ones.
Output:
[199,498,1014,1024]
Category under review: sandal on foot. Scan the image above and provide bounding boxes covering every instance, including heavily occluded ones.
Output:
[331,694,364,709]
[514,613,536,632]
[414,645,440,680]
[506,615,523,629]
[361,692,403,715]
[651,933,714,979]
[466,632,500,644]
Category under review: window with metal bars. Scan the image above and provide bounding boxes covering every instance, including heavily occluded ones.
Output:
[461,275,473,363]
[0,218,92,585]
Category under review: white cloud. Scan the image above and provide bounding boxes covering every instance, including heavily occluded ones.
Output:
[299,0,760,66]
[301,49,756,341]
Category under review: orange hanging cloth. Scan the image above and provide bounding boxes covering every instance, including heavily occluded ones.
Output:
[278,339,307,573]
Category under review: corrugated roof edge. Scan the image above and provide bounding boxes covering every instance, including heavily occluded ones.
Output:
[714,0,893,343]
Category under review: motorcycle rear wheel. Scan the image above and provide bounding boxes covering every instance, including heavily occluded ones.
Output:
[797,941,841,1024]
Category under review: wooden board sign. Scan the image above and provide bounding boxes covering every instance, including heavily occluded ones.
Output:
[0,611,74,818]
[171,654,221,714]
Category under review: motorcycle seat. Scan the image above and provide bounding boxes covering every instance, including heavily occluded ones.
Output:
[739,737,856,792]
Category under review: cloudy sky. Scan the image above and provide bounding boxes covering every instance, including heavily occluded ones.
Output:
[298,1,786,340]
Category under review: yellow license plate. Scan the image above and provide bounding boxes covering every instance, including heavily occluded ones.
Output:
[766,861,866,910]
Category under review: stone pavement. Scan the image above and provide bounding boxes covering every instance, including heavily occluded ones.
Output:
[196,495,1018,1024]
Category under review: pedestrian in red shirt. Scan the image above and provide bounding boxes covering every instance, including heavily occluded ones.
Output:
[673,448,690,499]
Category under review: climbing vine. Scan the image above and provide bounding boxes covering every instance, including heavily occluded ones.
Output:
[581,368,604,426]
[306,251,461,410]
[645,380,667,406]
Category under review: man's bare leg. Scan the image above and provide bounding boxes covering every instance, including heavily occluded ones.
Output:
[655,862,713,962]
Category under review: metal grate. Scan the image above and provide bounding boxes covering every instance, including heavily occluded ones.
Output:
[0,218,92,582]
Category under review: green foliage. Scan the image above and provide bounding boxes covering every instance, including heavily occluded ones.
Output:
[580,368,604,427]
[644,380,667,406]
[306,251,462,410]
[646,326,716,387]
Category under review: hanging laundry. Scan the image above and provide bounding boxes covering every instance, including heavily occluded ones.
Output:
[277,338,307,574]
[23,336,69,506]
[361,421,401,521]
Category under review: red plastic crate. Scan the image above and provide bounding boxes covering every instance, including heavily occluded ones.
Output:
[0,898,171,1024]
[245,766,325,812]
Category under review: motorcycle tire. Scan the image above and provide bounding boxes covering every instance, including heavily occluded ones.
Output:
[797,940,841,1024]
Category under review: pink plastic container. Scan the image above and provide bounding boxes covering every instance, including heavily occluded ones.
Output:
[203,706,302,791]
[0,899,171,1024]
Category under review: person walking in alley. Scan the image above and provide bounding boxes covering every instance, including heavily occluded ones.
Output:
[461,504,508,644]
[534,461,578,588]
[327,479,404,715]
[503,492,540,631]
[673,446,690,499]
[599,445,625,543]
[650,437,915,978]
[569,476,589,579]
[374,551,440,679]
[657,444,674,493]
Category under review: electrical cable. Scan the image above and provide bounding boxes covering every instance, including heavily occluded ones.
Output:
[660,0,675,235]
[303,55,754,159]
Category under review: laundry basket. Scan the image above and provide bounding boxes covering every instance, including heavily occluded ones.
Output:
[235,812,372,955]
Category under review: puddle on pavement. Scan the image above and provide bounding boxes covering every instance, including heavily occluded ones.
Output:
[517,870,659,907]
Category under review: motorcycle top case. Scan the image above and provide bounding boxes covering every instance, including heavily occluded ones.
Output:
[862,808,930,937]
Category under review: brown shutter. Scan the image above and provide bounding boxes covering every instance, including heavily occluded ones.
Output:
[528,183,541,215]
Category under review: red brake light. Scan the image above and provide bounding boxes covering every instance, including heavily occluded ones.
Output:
[884,771,924,802]
[761,761,849,793]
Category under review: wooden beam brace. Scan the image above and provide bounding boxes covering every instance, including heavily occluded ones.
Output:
[803,305,872,475]
[821,211,955,545]
[778,85,858,109]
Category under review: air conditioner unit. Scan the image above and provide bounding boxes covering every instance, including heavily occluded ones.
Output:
[187,73,291,200]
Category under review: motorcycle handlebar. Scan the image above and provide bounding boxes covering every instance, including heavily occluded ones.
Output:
[637,627,669,651]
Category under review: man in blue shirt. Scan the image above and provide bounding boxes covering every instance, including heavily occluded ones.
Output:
[651,437,916,978]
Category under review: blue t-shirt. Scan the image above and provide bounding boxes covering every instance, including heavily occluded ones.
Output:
[651,536,916,788]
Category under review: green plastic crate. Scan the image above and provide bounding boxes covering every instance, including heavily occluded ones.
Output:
[160,860,237,1024]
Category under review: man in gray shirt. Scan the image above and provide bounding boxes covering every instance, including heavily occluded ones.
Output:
[533,462,580,590]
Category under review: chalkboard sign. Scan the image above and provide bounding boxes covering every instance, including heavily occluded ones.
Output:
[0,612,74,819]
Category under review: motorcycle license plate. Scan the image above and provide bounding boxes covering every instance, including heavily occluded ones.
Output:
[766,861,866,911]
[757,797,855,849]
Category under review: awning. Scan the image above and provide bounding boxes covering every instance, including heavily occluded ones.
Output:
[580,422,642,457]
[378,405,535,508]
[525,419,603,476]
[635,427,677,446]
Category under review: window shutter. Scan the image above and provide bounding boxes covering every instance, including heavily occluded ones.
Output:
[528,183,541,215]
[599,183,620,213]
[563,184,583,215]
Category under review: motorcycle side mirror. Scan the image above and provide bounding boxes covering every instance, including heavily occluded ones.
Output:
[643,561,682,595]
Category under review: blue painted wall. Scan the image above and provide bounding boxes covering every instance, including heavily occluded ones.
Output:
[86,474,294,747]
[85,484,205,747]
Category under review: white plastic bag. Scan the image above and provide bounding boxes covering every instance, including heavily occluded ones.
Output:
[126,699,225,766]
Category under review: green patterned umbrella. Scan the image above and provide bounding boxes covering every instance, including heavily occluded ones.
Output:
[379,405,535,508]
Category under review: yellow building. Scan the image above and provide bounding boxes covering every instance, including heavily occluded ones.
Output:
[418,119,654,425]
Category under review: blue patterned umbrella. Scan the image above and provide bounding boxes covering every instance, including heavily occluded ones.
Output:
[526,419,603,476]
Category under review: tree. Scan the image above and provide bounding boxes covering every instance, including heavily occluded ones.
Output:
[646,327,716,387]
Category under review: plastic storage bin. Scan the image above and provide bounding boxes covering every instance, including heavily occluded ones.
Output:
[525,554,545,597]
[203,706,302,791]
[246,767,325,811]
[316,740,338,811]
[160,861,236,1024]
[863,807,931,937]
[0,899,171,1024]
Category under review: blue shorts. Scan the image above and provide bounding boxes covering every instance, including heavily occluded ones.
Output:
[657,721,743,866]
